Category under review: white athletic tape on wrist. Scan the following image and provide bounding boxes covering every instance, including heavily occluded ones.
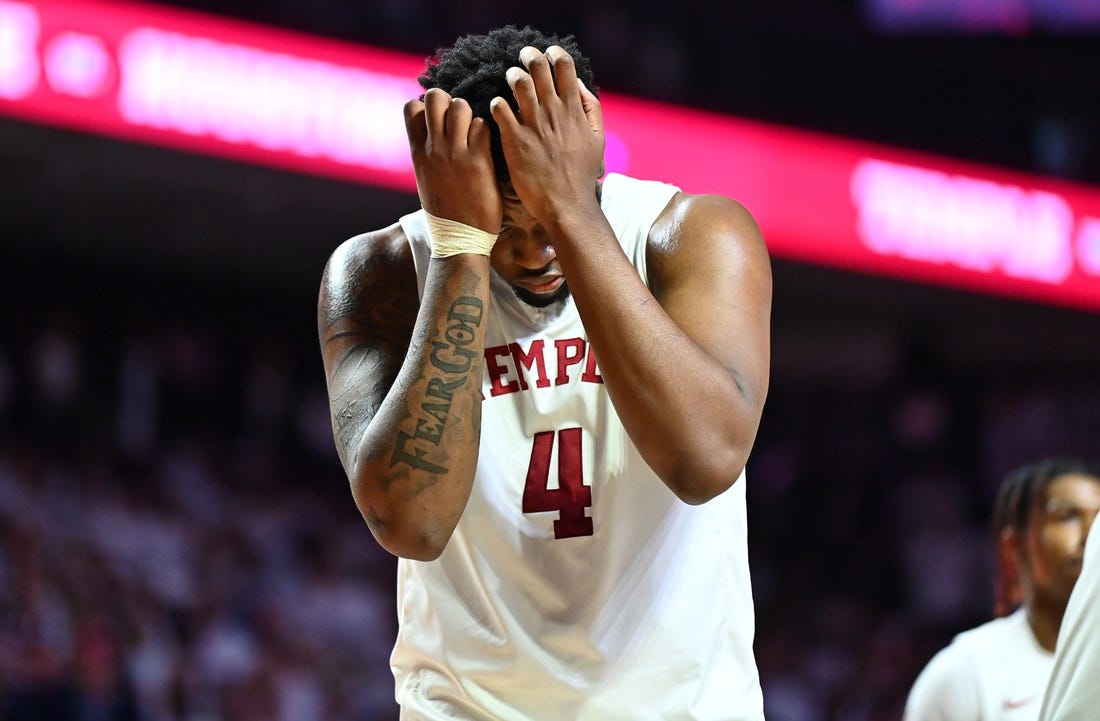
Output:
[425,210,498,258]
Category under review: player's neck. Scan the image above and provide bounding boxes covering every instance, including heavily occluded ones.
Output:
[1025,600,1066,652]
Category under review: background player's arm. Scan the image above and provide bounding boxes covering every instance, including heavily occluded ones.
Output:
[318,90,500,561]
[318,231,491,561]
[493,46,770,503]
[1039,525,1100,720]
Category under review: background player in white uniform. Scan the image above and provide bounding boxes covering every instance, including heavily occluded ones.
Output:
[903,458,1100,721]
[1038,500,1100,720]
[317,25,772,721]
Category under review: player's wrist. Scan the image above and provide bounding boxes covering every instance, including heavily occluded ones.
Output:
[538,200,605,245]
[425,210,499,259]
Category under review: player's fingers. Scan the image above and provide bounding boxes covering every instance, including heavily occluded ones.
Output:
[468,116,493,161]
[577,79,603,136]
[403,98,427,149]
[490,95,518,139]
[519,46,556,102]
[446,97,473,145]
[423,88,451,146]
[545,46,578,101]
[506,66,538,118]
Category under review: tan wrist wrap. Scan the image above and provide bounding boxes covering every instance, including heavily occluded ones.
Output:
[425,210,498,258]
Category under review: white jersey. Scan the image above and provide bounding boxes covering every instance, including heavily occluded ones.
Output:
[903,609,1054,721]
[1039,523,1100,721]
[392,173,763,721]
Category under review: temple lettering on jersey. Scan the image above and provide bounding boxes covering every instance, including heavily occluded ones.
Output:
[483,337,603,398]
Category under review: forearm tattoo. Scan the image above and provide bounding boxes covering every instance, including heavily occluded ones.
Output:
[389,296,484,475]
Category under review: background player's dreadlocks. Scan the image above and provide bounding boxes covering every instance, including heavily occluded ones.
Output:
[417,25,596,182]
[992,457,1100,617]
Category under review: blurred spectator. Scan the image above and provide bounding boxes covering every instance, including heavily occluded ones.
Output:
[4,275,1100,721]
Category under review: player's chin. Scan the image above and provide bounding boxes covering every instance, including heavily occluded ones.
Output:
[515,282,571,308]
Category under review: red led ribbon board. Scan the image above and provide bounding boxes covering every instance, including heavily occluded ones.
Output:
[0,0,425,188]
[3,0,1100,311]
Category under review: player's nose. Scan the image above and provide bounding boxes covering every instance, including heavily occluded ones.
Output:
[511,225,556,270]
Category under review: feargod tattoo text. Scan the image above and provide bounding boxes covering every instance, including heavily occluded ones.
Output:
[389,296,484,473]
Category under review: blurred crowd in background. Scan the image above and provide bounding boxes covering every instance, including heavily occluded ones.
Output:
[3,1,1100,720]
[2,260,1097,721]
[0,269,399,720]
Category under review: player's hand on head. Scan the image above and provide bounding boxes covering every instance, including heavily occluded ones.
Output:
[403,88,503,234]
[490,46,605,223]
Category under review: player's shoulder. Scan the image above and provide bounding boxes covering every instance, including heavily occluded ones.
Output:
[952,612,1027,652]
[319,222,417,316]
[905,631,987,720]
[645,188,769,296]
[324,221,413,277]
[921,617,1019,677]
[650,189,764,256]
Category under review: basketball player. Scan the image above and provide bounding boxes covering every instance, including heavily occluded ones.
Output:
[317,25,771,721]
[1037,504,1100,720]
[903,458,1100,721]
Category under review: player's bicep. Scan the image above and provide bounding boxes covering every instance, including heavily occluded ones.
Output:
[317,231,419,466]
[650,195,772,403]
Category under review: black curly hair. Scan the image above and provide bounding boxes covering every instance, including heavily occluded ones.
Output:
[418,25,596,181]
[991,456,1100,617]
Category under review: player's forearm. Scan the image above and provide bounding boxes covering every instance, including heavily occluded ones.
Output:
[350,256,490,560]
[549,211,764,503]
[589,300,760,504]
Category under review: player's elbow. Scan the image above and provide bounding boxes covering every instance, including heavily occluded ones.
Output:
[670,394,764,504]
[378,528,449,562]
[352,494,451,561]
[663,445,748,505]
[349,470,453,562]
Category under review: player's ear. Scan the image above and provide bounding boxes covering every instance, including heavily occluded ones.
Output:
[996,526,1024,610]
[999,525,1020,555]
[999,526,1026,576]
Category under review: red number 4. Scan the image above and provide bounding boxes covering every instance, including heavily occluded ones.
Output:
[522,428,593,538]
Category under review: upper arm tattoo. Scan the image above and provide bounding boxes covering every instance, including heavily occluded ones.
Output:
[318,239,418,467]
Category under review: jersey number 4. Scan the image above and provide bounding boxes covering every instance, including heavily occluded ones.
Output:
[523,428,593,539]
